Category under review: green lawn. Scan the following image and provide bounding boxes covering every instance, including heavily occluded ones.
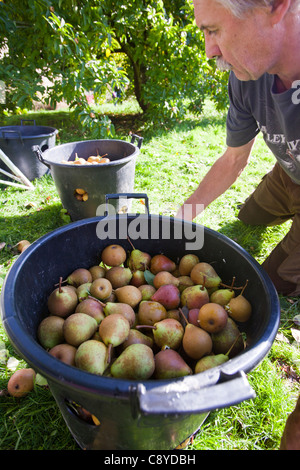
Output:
[0,100,299,450]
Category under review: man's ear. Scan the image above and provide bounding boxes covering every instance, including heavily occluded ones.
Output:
[270,0,292,25]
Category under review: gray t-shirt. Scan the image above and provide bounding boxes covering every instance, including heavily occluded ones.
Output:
[226,71,300,184]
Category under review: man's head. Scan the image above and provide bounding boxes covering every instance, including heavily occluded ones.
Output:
[193,0,300,82]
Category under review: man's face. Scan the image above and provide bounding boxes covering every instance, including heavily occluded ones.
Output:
[193,0,279,81]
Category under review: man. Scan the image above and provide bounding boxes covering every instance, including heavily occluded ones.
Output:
[176,0,300,297]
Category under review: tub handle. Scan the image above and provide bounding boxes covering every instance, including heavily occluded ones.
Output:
[130,133,143,149]
[1,129,24,144]
[105,193,150,216]
[31,145,51,169]
[135,370,256,416]
[21,119,36,126]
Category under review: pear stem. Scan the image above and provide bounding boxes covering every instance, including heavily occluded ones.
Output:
[87,295,106,307]
[179,307,189,326]
[136,324,156,331]
[127,236,135,250]
[58,277,63,294]
[225,333,243,357]
[106,343,113,365]
[240,279,249,296]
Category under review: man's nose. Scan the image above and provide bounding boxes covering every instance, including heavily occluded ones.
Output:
[204,34,222,60]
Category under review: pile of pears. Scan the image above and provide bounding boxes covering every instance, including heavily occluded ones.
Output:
[37,239,252,381]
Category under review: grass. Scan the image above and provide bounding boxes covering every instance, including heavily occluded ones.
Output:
[0,99,299,451]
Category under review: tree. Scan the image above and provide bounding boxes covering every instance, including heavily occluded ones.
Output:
[0,0,229,135]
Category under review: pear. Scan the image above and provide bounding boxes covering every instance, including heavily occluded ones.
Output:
[103,302,136,327]
[120,328,154,350]
[101,244,127,267]
[105,266,132,289]
[150,254,176,274]
[47,277,78,317]
[141,318,184,350]
[227,294,252,322]
[190,262,222,289]
[187,308,200,327]
[180,284,209,310]
[114,285,142,308]
[167,309,181,321]
[66,268,93,287]
[210,288,235,306]
[177,275,194,293]
[75,340,108,375]
[63,313,98,347]
[138,284,156,301]
[180,308,213,360]
[178,254,200,276]
[37,315,65,349]
[130,270,146,287]
[110,344,155,380]
[153,271,179,289]
[7,368,36,397]
[75,297,104,324]
[197,302,228,334]
[137,300,168,326]
[195,354,229,374]
[99,313,130,363]
[127,238,151,271]
[49,343,77,366]
[211,317,244,358]
[151,284,181,310]
[90,278,112,301]
[89,265,106,280]
[76,282,92,301]
[154,349,192,379]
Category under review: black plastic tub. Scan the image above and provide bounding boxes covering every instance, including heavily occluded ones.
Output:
[0,120,58,181]
[32,135,143,221]
[0,213,280,450]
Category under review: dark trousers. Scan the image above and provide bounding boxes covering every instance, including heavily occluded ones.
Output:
[238,163,300,296]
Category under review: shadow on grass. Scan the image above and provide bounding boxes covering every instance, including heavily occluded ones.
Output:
[217,219,270,259]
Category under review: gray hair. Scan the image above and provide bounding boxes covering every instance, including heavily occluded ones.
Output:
[214,0,294,18]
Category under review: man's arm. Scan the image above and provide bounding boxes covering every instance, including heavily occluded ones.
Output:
[175,138,256,221]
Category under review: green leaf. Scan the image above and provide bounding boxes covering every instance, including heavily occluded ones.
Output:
[144,270,155,286]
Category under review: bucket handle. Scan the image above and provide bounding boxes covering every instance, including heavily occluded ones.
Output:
[130,133,143,149]
[21,119,36,126]
[134,370,256,416]
[105,193,150,216]
[1,129,24,144]
[31,145,51,169]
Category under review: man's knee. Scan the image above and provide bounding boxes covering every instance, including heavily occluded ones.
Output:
[238,196,283,226]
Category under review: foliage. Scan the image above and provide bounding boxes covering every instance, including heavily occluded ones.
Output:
[0,0,229,135]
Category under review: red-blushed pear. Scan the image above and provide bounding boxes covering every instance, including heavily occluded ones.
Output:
[7,368,36,398]
[49,343,77,366]
[75,297,104,324]
[130,270,146,287]
[150,254,176,274]
[180,284,209,310]
[187,308,200,327]
[154,349,192,379]
[151,284,181,310]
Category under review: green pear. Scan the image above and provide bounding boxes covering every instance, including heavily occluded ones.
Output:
[75,340,108,375]
[119,329,154,351]
[180,284,209,310]
[47,277,78,317]
[190,262,222,289]
[211,317,244,358]
[139,318,184,350]
[76,282,92,302]
[154,349,192,379]
[111,344,155,380]
[127,249,151,272]
[178,254,199,276]
[63,313,98,347]
[37,316,65,349]
[194,354,229,374]
[67,268,93,287]
[98,313,130,348]
[210,288,235,306]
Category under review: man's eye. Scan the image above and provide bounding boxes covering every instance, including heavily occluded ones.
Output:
[208,30,217,35]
